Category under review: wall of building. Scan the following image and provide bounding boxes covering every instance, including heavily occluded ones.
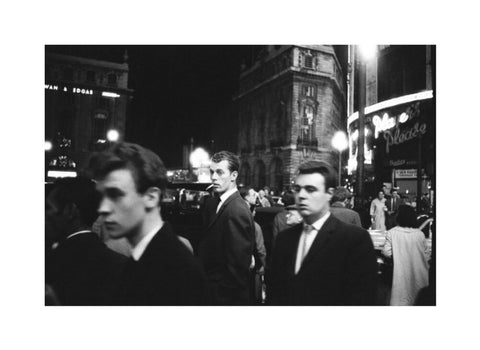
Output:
[236,45,346,192]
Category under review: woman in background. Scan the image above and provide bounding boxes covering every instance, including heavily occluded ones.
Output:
[370,190,387,230]
[382,205,430,306]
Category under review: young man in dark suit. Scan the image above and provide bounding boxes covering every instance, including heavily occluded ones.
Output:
[198,151,255,305]
[268,161,377,305]
[92,142,213,305]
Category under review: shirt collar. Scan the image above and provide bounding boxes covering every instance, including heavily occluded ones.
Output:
[131,223,163,261]
[305,212,331,232]
[219,186,237,204]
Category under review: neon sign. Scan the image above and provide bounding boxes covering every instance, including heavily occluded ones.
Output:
[45,84,93,95]
[384,122,427,153]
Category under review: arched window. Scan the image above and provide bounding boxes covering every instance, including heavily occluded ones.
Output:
[239,162,251,187]
[269,158,284,193]
[253,160,266,190]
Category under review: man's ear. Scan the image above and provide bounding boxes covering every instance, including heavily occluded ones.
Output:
[231,170,238,182]
[144,187,161,209]
[327,187,334,196]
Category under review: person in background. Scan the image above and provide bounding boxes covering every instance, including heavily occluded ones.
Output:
[45,177,127,305]
[268,161,377,305]
[271,190,302,247]
[382,204,430,306]
[91,142,213,305]
[263,186,275,206]
[198,151,255,305]
[239,187,267,304]
[385,188,403,230]
[370,190,387,230]
[245,187,260,211]
[258,189,271,207]
[329,187,362,227]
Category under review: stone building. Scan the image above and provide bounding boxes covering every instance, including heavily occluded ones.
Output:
[234,45,346,192]
[45,52,132,180]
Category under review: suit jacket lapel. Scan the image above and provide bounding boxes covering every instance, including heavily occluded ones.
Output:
[298,214,336,273]
[206,191,240,231]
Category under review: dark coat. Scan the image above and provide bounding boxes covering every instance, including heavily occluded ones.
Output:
[330,202,362,227]
[118,222,214,305]
[198,191,255,305]
[268,214,377,305]
[46,231,127,305]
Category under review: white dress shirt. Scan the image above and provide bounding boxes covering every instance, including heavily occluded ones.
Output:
[295,212,330,274]
[131,223,163,261]
[216,186,237,213]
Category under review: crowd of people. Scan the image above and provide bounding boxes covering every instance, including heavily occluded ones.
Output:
[45,141,434,306]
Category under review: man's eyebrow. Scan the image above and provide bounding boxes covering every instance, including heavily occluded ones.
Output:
[103,186,125,195]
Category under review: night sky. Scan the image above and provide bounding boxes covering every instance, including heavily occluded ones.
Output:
[45,45,346,168]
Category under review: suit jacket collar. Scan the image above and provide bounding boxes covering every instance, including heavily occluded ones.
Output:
[296,214,338,274]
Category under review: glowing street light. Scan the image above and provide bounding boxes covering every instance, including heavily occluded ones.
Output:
[358,45,377,61]
[106,129,120,142]
[45,141,53,151]
[332,131,348,186]
[189,147,211,182]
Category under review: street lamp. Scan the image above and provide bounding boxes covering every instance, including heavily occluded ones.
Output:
[189,147,210,182]
[45,141,53,151]
[106,129,120,142]
[355,45,377,207]
[332,131,348,186]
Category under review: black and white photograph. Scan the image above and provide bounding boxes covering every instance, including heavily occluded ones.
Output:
[44,44,436,307]
[2,1,479,349]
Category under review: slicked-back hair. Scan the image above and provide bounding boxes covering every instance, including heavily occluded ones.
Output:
[89,142,167,195]
[297,161,337,192]
[49,176,100,226]
[211,150,240,173]
[396,204,418,228]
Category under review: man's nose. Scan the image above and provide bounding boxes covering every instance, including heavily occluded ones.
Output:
[211,172,218,181]
[97,198,111,216]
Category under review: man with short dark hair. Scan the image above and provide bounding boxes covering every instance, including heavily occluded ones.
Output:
[330,187,362,227]
[386,188,403,229]
[45,177,127,305]
[91,142,212,305]
[268,161,377,305]
[198,150,255,305]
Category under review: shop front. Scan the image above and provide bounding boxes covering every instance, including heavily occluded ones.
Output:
[347,90,435,212]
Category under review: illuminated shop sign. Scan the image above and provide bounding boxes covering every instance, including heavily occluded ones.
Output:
[384,122,427,154]
[45,84,93,95]
[45,84,120,98]
[395,169,417,179]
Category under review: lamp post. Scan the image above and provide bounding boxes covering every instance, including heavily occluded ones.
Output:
[355,45,377,207]
[332,131,348,186]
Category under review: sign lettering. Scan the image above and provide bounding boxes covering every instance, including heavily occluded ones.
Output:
[384,122,427,153]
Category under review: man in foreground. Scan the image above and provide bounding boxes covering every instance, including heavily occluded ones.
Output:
[268,161,377,305]
[92,142,213,305]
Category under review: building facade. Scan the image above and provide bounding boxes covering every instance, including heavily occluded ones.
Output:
[234,45,346,192]
[45,52,132,180]
[347,45,435,206]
